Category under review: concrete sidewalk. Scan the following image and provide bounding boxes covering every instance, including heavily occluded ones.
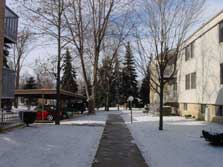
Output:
[92,114,148,167]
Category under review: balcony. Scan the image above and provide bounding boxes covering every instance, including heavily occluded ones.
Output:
[4,6,18,43]
[2,68,15,99]
[164,79,178,104]
[164,92,178,103]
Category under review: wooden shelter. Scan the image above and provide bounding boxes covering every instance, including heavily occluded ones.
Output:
[15,89,86,101]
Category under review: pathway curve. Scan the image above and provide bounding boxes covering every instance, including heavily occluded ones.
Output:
[92,114,148,167]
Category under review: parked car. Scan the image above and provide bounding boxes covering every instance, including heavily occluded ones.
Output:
[34,105,70,121]
[66,102,86,114]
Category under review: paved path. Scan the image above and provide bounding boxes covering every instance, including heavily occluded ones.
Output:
[92,114,148,167]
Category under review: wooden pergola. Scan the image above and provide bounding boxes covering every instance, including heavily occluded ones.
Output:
[15,89,86,101]
[15,89,87,121]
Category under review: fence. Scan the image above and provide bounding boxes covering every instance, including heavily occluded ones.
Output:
[0,112,20,126]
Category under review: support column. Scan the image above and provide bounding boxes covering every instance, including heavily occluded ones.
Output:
[0,0,5,109]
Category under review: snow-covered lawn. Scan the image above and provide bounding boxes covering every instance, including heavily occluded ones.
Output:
[122,110,223,167]
[0,111,107,167]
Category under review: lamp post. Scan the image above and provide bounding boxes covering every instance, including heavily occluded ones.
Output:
[127,96,134,124]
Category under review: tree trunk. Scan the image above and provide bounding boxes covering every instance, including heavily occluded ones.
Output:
[78,49,94,114]
[105,96,109,111]
[90,48,100,114]
[105,92,109,111]
[105,79,110,111]
[55,0,62,125]
[159,79,164,130]
[14,63,20,108]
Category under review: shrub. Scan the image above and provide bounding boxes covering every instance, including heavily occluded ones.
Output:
[19,111,36,127]
[185,114,192,118]
[143,105,149,113]
[163,106,172,116]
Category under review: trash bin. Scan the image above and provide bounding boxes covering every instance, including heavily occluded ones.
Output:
[19,111,36,127]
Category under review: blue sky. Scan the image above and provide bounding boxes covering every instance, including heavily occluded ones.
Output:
[6,0,223,77]
[205,0,223,19]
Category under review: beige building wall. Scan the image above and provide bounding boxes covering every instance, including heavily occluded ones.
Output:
[177,11,223,122]
[0,0,6,108]
[179,103,219,121]
[179,103,202,119]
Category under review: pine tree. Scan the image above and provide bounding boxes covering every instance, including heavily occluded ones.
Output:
[121,42,138,102]
[23,77,38,105]
[97,57,113,110]
[23,77,38,89]
[111,54,122,108]
[140,65,150,105]
[61,49,78,93]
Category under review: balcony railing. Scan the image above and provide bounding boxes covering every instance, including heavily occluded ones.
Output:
[4,6,18,43]
[2,68,15,99]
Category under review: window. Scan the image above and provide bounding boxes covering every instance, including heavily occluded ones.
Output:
[191,72,196,89]
[220,63,223,84]
[184,104,188,111]
[185,45,191,61]
[173,83,177,91]
[201,104,206,114]
[185,74,190,90]
[185,43,194,61]
[216,106,223,116]
[219,21,223,43]
[191,42,194,58]
[185,72,196,90]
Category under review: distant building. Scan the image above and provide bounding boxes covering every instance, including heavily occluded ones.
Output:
[177,10,223,122]
[0,0,18,109]
[150,50,178,114]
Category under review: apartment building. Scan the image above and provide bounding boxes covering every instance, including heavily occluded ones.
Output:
[150,50,178,114]
[0,0,18,109]
[177,10,223,122]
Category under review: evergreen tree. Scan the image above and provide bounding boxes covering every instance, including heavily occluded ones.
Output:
[23,77,38,89]
[140,65,150,105]
[61,49,78,93]
[96,57,113,110]
[111,54,122,108]
[121,42,138,102]
[23,77,38,105]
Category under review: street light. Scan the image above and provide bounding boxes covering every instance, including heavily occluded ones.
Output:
[127,96,134,124]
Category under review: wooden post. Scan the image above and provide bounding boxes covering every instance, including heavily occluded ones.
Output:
[41,94,44,120]
[130,101,133,124]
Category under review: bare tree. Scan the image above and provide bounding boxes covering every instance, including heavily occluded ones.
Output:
[34,59,56,89]
[63,0,92,112]
[64,0,136,113]
[142,0,205,130]
[13,28,33,90]
[12,28,33,107]
[20,0,67,125]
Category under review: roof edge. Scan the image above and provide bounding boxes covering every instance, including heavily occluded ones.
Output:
[185,10,223,43]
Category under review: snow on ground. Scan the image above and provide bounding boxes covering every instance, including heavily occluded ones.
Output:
[121,110,223,167]
[61,111,108,126]
[12,105,36,113]
[0,111,108,167]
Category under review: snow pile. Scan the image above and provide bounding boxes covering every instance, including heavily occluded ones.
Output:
[12,106,36,113]
[61,112,107,126]
[0,112,107,167]
[121,110,223,167]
